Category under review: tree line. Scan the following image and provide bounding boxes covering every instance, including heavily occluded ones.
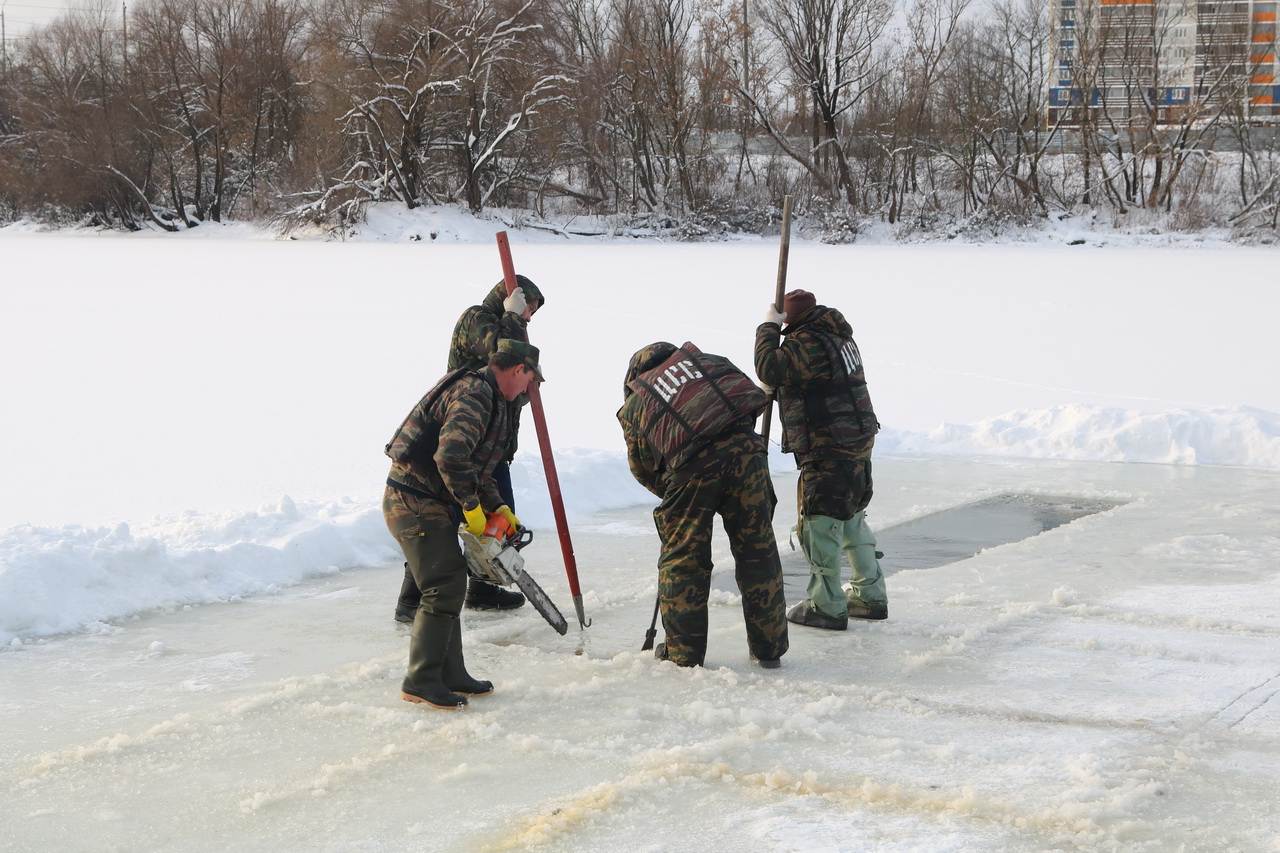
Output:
[0,0,1276,235]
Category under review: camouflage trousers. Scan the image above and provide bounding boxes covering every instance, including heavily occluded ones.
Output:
[797,456,873,520]
[383,484,468,618]
[653,431,789,666]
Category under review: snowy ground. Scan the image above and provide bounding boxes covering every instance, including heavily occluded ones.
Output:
[2,228,1278,851]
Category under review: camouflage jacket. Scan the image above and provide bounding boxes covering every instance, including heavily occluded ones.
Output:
[618,344,764,497]
[447,282,529,461]
[385,368,510,513]
[754,306,878,465]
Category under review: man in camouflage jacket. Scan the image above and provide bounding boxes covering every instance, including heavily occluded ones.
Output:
[394,276,545,621]
[384,339,543,709]
[618,342,789,668]
[755,289,888,630]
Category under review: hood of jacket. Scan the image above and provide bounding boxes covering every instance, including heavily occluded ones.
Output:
[784,305,852,340]
[622,341,678,401]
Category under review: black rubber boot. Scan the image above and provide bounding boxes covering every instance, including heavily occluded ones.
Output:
[443,619,493,696]
[786,600,849,631]
[402,611,467,710]
[464,575,526,611]
[394,562,418,624]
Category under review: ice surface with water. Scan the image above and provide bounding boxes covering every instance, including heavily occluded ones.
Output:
[2,457,1278,851]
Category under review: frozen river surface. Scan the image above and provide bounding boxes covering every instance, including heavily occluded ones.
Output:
[3,455,1278,852]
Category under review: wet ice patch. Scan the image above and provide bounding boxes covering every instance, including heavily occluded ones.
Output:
[876,494,1122,574]
[771,494,1121,603]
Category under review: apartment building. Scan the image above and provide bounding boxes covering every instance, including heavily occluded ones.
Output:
[1047,0,1279,124]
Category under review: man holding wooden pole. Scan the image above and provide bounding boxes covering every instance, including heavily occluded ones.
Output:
[755,290,886,631]
[754,199,887,631]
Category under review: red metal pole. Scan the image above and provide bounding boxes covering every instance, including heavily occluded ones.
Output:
[495,232,589,630]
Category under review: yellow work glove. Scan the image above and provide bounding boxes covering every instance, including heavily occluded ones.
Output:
[495,505,520,530]
[463,503,487,536]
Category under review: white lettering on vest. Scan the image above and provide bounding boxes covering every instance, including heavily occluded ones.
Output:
[652,360,703,402]
[840,340,862,374]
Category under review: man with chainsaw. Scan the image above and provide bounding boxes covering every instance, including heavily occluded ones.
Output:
[394,276,545,622]
[617,342,789,669]
[754,289,887,631]
[383,339,543,709]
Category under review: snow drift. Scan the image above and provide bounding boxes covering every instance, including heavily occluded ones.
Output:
[4,404,1278,644]
[879,405,1280,469]
[0,499,394,645]
[0,451,650,645]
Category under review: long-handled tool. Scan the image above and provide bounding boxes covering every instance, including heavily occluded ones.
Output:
[640,596,661,652]
[760,195,793,446]
[494,231,591,631]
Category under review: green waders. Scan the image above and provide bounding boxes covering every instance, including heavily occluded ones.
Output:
[797,510,887,619]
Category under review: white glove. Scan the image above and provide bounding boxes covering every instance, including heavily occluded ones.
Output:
[503,287,527,316]
[764,305,786,326]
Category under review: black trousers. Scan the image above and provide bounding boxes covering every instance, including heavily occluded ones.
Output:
[396,461,516,613]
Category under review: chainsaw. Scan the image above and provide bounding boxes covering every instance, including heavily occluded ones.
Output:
[459,514,569,636]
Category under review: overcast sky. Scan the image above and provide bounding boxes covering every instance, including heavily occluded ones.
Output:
[3,0,118,39]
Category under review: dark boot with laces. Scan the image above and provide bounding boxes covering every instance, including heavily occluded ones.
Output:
[464,576,525,611]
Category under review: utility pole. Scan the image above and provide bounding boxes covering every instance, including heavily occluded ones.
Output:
[2,5,8,81]
[121,1,128,80]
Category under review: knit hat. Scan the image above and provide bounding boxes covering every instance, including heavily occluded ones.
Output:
[783,289,816,323]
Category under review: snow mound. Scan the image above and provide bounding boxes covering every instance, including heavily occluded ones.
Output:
[0,452,651,644]
[0,499,397,644]
[510,448,654,527]
[879,405,1280,469]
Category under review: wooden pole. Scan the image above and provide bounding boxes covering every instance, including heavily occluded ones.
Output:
[760,195,792,445]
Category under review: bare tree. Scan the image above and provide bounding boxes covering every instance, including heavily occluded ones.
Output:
[745,0,893,205]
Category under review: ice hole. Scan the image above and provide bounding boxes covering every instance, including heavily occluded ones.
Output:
[766,494,1120,601]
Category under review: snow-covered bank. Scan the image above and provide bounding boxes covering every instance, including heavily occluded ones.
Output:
[4,202,1273,247]
[881,404,1280,469]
